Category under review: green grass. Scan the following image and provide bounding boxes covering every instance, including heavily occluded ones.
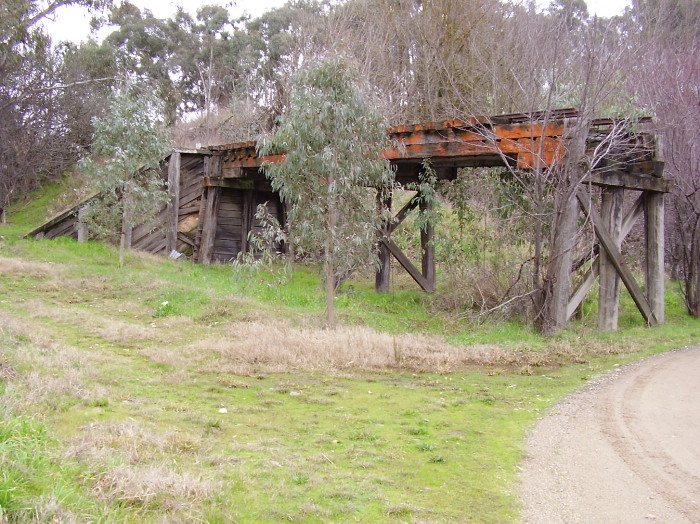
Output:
[0,409,123,522]
[2,181,700,521]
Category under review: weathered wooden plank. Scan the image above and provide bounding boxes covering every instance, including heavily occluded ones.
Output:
[77,207,88,243]
[240,189,254,254]
[177,232,195,247]
[218,203,243,213]
[136,232,166,253]
[131,210,167,242]
[131,224,165,247]
[217,216,243,226]
[166,151,181,253]
[570,195,644,274]
[566,194,644,320]
[150,238,167,255]
[46,219,77,239]
[393,128,485,146]
[493,121,566,140]
[598,187,624,330]
[516,137,565,170]
[645,192,665,324]
[179,205,201,216]
[179,183,203,207]
[375,192,392,293]
[381,238,433,292]
[205,151,222,178]
[213,236,242,262]
[567,263,600,321]
[222,166,246,178]
[23,191,100,239]
[218,208,244,220]
[547,193,579,332]
[220,154,286,170]
[198,186,222,264]
[387,195,420,234]
[193,184,210,261]
[132,212,167,244]
[586,172,671,193]
[376,238,391,293]
[577,189,658,325]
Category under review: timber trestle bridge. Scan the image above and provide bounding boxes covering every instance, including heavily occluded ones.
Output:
[29,108,668,331]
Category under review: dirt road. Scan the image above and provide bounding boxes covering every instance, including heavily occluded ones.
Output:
[520,346,700,523]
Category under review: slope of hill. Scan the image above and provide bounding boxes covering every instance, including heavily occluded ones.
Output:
[1,181,698,521]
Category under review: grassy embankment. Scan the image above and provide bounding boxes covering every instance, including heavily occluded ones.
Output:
[1,181,699,522]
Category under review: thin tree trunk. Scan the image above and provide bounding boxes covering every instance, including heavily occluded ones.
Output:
[325,249,335,329]
[119,187,133,268]
[540,191,578,335]
[687,222,700,317]
[325,173,338,329]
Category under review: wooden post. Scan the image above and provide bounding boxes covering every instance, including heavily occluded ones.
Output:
[166,151,181,253]
[598,187,624,330]
[567,195,644,321]
[577,190,658,325]
[419,196,436,293]
[198,186,221,265]
[375,191,392,293]
[645,191,665,324]
[381,238,434,292]
[241,189,254,254]
[77,206,88,243]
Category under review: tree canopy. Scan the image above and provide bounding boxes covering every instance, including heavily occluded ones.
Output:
[2,0,699,319]
[258,54,394,327]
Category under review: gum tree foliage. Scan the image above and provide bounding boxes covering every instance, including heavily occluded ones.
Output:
[0,0,111,221]
[258,54,394,328]
[80,88,170,266]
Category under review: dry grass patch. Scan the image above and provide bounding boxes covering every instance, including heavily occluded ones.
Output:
[0,256,62,279]
[190,321,534,373]
[0,312,110,407]
[67,421,207,465]
[140,341,206,371]
[91,464,217,514]
[67,421,218,517]
[21,345,109,406]
[0,346,18,381]
[190,321,638,373]
[22,299,169,347]
[95,319,159,346]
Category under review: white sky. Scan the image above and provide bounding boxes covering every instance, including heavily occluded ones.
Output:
[44,0,632,44]
[43,0,291,43]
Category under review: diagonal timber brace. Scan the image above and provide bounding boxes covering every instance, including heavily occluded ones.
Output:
[375,191,436,293]
[380,237,434,292]
[576,190,658,326]
[567,194,644,320]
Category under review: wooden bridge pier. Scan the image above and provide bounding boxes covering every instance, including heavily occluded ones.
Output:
[375,180,437,294]
[26,109,668,332]
[568,168,669,330]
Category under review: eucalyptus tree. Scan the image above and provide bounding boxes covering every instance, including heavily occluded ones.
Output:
[80,88,170,266]
[101,3,181,123]
[245,1,327,125]
[258,54,394,328]
[0,0,111,221]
